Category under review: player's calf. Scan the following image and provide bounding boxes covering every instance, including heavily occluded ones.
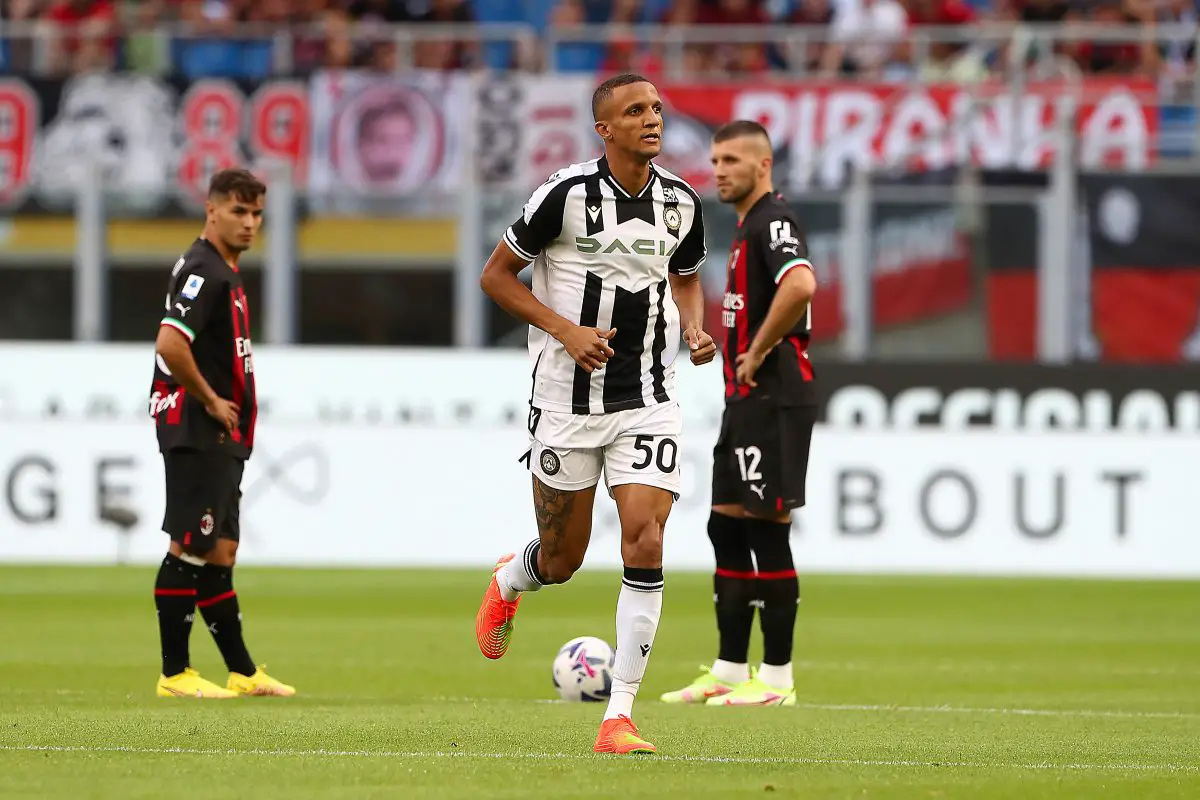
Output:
[196,559,257,679]
[707,509,757,685]
[154,551,202,679]
[605,484,672,722]
[747,517,798,691]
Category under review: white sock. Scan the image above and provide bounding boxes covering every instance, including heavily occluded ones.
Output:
[711,659,749,685]
[497,540,545,602]
[603,568,664,721]
[758,662,793,691]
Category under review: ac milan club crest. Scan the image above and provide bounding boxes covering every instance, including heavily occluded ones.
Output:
[200,512,215,536]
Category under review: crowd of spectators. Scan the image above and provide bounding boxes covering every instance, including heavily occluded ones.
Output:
[0,0,1191,78]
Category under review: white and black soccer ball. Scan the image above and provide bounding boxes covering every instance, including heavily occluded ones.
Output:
[551,636,614,703]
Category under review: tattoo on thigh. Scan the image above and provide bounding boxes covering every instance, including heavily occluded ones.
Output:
[533,478,576,551]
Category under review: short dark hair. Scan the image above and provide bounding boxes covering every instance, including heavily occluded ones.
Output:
[592,73,653,121]
[712,120,771,146]
[208,168,266,203]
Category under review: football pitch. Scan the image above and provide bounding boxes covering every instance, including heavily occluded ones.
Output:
[1,567,1197,799]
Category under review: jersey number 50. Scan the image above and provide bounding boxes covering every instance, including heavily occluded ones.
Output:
[631,435,678,473]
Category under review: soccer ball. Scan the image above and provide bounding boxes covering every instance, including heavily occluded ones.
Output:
[551,636,615,702]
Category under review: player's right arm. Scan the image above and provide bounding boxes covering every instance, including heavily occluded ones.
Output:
[156,264,239,434]
[480,173,616,373]
[480,242,616,373]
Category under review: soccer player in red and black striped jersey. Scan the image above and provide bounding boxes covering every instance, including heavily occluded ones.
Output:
[149,168,294,699]
[661,120,817,707]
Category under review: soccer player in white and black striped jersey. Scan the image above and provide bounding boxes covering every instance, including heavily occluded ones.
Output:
[475,73,717,755]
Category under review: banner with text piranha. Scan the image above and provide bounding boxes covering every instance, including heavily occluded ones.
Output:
[656,80,1156,191]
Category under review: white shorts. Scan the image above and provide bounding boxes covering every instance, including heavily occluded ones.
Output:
[523,401,683,500]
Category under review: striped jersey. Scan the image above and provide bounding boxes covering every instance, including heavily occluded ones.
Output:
[504,156,707,415]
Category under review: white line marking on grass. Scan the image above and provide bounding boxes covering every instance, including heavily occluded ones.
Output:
[1,745,1196,774]
[793,703,1200,720]
[440,697,1200,720]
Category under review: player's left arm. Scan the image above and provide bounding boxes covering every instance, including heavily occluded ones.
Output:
[737,216,818,387]
[668,193,716,365]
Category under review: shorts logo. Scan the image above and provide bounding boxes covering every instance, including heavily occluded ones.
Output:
[539,449,561,476]
[200,512,215,537]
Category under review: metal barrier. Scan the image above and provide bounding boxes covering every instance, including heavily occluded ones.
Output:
[3,19,1199,77]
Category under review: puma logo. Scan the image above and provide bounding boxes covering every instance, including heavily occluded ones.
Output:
[639,644,651,657]
[750,484,765,500]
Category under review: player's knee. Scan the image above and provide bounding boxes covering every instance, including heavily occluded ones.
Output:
[204,538,238,567]
[708,510,753,570]
[746,519,794,572]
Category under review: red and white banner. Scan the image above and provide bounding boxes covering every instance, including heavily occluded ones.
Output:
[0,74,1160,214]
[655,79,1157,190]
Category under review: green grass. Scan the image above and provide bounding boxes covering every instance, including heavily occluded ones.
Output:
[1,567,1198,798]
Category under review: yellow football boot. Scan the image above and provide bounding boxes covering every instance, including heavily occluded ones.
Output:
[156,668,239,699]
[226,666,296,697]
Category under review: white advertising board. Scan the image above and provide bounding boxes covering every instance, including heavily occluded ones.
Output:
[0,344,1197,577]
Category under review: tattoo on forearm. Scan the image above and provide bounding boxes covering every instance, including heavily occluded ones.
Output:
[533,477,575,554]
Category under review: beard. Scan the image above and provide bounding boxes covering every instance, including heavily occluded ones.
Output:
[720,182,755,205]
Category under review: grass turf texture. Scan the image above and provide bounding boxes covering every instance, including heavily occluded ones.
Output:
[0,567,1197,799]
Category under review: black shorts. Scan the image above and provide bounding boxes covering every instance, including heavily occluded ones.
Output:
[161,449,244,555]
[711,401,816,516]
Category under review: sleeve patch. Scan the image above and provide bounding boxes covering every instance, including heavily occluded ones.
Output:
[180,274,205,300]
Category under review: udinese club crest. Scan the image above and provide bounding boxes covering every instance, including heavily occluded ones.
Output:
[540,449,562,476]
[663,206,681,234]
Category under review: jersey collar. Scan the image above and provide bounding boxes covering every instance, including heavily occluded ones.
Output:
[747,190,776,216]
[598,155,658,199]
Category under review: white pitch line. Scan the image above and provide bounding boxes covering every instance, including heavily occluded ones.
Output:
[453,697,1200,721]
[0,745,1196,774]
[791,703,1200,721]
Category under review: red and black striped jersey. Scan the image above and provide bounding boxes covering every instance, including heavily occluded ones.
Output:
[150,238,258,458]
[722,191,817,405]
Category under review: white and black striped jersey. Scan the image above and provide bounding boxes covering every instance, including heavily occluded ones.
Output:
[503,156,707,415]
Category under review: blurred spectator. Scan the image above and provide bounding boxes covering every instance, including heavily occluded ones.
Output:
[125,0,169,74]
[1157,0,1197,83]
[410,0,478,69]
[996,0,1073,73]
[903,0,987,81]
[548,0,606,71]
[695,0,771,74]
[5,0,45,19]
[243,0,291,23]
[45,0,117,74]
[656,0,720,77]
[3,0,45,73]
[174,0,273,78]
[293,3,341,71]
[321,9,360,67]
[602,0,665,75]
[788,0,834,71]
[346,0,411,20]
[1073,0,1153,74]
[820,0,909,78]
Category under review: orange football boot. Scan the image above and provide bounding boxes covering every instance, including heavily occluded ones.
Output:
[593,716,657,755]
[475,553,522,659]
